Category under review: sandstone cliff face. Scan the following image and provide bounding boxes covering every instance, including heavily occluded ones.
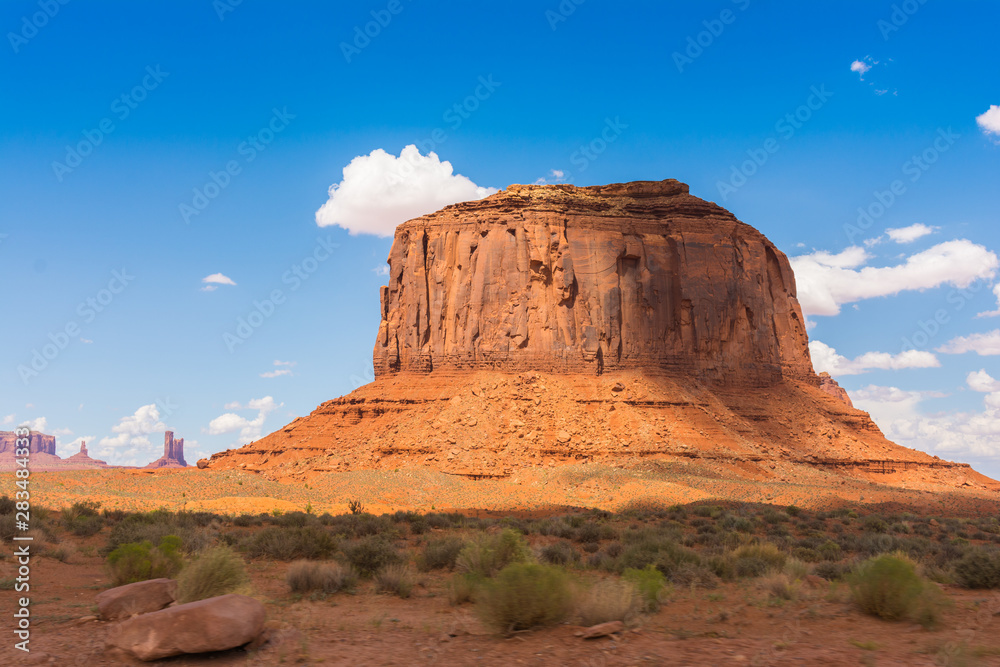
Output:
[819,373,854,408]
[206,180,977,487]
[0,431,56,455]
[374,180,813,386]
[146,431,188,468]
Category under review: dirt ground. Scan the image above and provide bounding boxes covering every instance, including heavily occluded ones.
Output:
[4,536,1000,667]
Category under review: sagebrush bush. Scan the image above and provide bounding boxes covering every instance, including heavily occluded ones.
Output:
[345,536,402,578]
[575,578,639,626]
[177,546,249,603]
[540,541,577,566]
[241,525,336,561]
[850,554,945,627]
[0,496,16,515]
[953,549,1000,589]
[731,542,786,578]
[478,563,572,633]
[456,528,530,578]
[374,564,415,598]
[286,560,356,594]
[416,537,466,571]
[622,565,668,612]
[447,572,482,605]
[106,536,183,586]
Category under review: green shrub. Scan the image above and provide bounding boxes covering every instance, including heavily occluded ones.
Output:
[241,525,336,560]
[731,542,786,578]
[478,563,572,633]
[954,549,1000,589]
[345,536,402,578]
[863,516,889,534]
[456,529,530,578]
[0,514,16,540]
[540,541,577,565]
[286,560,356,594]
[177,547,249,603]
[447,572,482,605]
[374,564,414,598]
[850,554,945,627]
[575,578,639,626]
[0,496,16,515]
[106,536,183,586]
[417,537,466,571]
[623,564,669,611]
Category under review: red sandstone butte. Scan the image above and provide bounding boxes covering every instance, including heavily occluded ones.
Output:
[205,180,996,491]
[146,431,188,468]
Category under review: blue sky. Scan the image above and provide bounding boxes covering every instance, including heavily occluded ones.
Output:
[3,1,1000,475]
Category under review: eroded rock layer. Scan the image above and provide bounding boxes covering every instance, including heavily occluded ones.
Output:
[206,180,993,491]
[375,180,812,386]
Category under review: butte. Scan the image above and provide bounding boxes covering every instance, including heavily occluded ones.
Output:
[205,180,996,495]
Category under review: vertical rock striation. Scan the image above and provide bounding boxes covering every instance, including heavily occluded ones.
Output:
[374,180,812,386]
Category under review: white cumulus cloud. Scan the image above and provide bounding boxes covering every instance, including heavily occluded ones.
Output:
[852,383,1000,459]
[977,105,1000,139]
[201,273,237,292]
[315,145,497,237]
[850,59,871,79]
[976,284,1000,318]
[206,396,281,444]
[885,223,936,244]
[97,404,167,465]
[790,240,999,316]
[938,329,1000,356]
[810,341,940,376]
[967,369,1000,393]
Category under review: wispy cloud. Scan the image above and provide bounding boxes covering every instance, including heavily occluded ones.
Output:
[977,105,1000,140]
[201,273,237,292]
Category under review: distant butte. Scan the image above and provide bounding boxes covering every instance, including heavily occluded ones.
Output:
[146,431,188,469]
[205,180,997,495]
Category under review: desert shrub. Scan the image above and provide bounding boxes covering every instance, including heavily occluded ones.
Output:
[953,549,1000,589]
[345,536,402,578]
[177,546,249,603]
[670,562,720,588]
[623,565,669,611]
[731,542,786,578]
[106,536,183,586]
[814,561,850,582]
[618,535,700,576]
[850,554,945,627]
[456,528,530,578]
[784,557,809,581]
[101,508,127,523]
[762,509,788,525]
[447,572,482,605]
[374,564,414,598]
[792,547,821,563]
[574,523,603,544]
[693,505,722,519]
[241,525,336,561]
[732,517,755,533]
[863,516,889,534]
[819,540,842,561]
[0,496,16,515]
[575,578,639,626]
[347,499,364,515]
[540,541,577,566]
[786,505,802,517]
[0,514,17,540]
[478,563,572,633]
[417,537,466,571]
[63,512,104,537]
[286,560,356,594]
[764,573,799,601]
